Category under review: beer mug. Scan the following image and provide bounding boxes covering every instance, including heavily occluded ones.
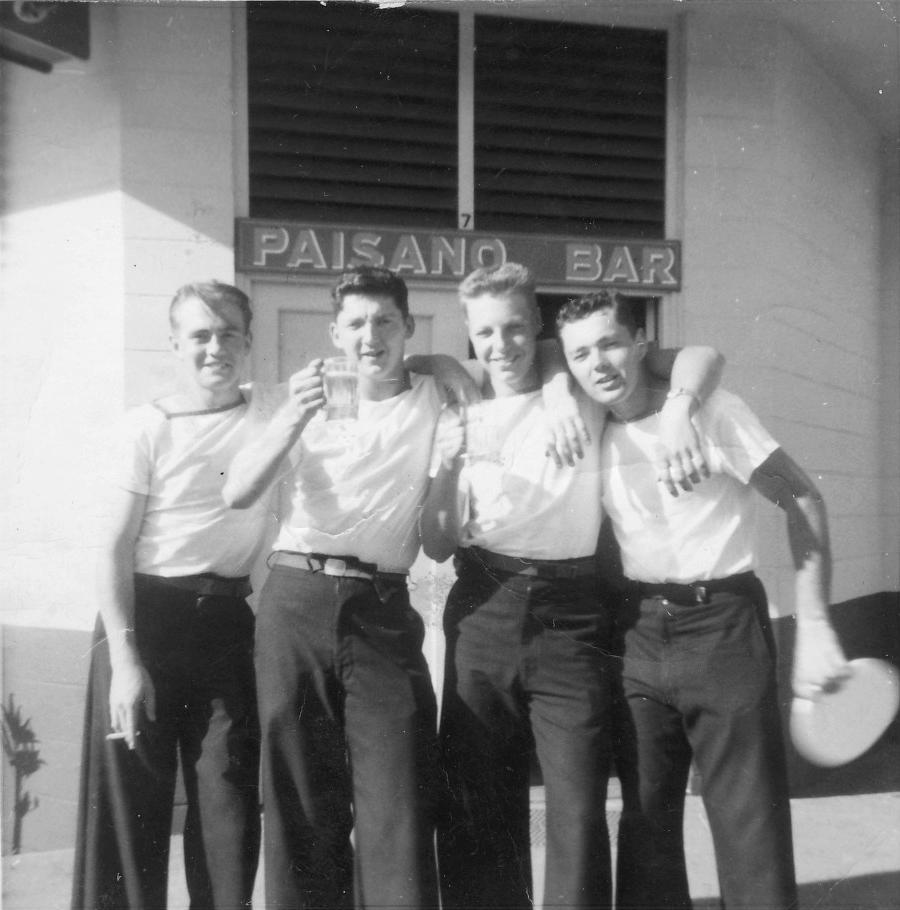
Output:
[323,356,359,420]
[462,401,503,464]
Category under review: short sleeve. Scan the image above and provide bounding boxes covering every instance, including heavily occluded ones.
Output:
[699,390,780,484]
[112,405,161,495]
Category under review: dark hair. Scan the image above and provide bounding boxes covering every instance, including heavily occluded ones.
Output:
[458,262,537,314]
[555,290,640,338]
[331,266,410,318]
[169,281,252,332]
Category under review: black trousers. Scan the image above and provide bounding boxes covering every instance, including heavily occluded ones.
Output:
[616,576,797,910]
[254,563,439,910]
[438,559,615,910]
[71,576,261,910]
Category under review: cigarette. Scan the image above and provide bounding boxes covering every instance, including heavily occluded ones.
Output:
[106,732,128,740]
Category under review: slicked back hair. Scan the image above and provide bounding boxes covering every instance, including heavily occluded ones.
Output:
[331,265,410,318]
[458,262,538,318]
[555,289,640,339]
[169,281,253,333]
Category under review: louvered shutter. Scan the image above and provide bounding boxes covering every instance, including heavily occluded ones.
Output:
[474,17,666,238]
[247,3,458,228]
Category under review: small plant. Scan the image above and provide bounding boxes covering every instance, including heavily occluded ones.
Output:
[2,694,44,854]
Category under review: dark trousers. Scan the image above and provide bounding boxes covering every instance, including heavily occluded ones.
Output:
[616,576,797,910]
[71,577,261,910]
[438,560,615,910]
[254,564,439,910]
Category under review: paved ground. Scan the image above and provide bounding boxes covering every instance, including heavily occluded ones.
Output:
[4,787,898,910]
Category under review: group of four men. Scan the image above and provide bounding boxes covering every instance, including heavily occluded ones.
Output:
[72,263,847,910]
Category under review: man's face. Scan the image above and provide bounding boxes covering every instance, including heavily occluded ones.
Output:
[330,293,414,386]
[464,291,540,396]
[170,296,251,400]
[559,308,646,408]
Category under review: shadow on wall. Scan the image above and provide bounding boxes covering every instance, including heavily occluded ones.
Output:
[2,695,44,854]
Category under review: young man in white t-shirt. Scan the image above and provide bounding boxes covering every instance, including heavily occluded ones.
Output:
[557,290,849,910]
[224,266,452,910]
[420,263,725,910]
[72,282,275,910]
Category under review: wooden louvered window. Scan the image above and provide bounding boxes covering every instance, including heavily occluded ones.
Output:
[246,6,666,239]
[474,17,666,238]
[247,3,458,228]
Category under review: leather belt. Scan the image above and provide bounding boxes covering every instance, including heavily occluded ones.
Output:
[635,571,757,605]
[269,551,407,584]
[458,546,597,580]
[137,573,252,599]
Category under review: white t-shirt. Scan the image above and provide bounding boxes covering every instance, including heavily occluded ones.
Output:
[601,389,780,583]
[272,374,443,574]
[457,391,606,560]
[116,383,282,578]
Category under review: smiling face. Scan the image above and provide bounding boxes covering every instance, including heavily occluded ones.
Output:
[169,295,251,407]
[464,290,541,398]
[330,292,414,399]
[559,308,648,417]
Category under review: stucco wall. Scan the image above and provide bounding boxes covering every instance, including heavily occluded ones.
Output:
[1,2,239,636]
[676,11,897,615]
[1,3,239,854]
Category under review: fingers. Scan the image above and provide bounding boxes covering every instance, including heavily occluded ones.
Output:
[654,447,709,496]
[545,417,590,467]
[451,377,481,410]
[793,661,853,701]
[288,362,326,414]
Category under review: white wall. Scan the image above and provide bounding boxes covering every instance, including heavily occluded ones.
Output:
[0,3,239,632]
[877,139,900,591]
[1,7,126,632]
[675,10,895,615]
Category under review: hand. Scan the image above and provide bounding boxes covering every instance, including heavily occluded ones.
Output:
[429,355,481,408]
[435,406,466,469]
[654,394,709,496]
[542,374,591,467]
[286,360,326,427]
[108,656,156,750]
[792,617,851,701]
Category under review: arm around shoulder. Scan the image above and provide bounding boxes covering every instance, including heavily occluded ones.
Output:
[223,362,325,508]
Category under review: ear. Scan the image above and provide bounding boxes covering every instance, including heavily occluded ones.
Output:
[169,333,180,354]
[243,330,253,352]
[329,321,341,349]
[634,328,648,360]
[404,314,416,338]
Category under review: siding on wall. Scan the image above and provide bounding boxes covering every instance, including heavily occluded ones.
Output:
[115,3,239,408]
[677,11,892,612]
[0,6,126,635]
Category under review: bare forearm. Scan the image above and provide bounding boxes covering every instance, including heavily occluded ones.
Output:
[224,409,304,508]
[789,492,833,622]
[96,544,139,666]
[648,345,724,403]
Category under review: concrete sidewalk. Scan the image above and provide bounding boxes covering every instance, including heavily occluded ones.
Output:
[4,789,899,910]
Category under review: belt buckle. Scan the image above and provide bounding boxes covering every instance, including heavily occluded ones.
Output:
[694,584,709,604]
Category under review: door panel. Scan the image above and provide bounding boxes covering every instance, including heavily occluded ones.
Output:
[249,277,469,381]
[246,277,467,702]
